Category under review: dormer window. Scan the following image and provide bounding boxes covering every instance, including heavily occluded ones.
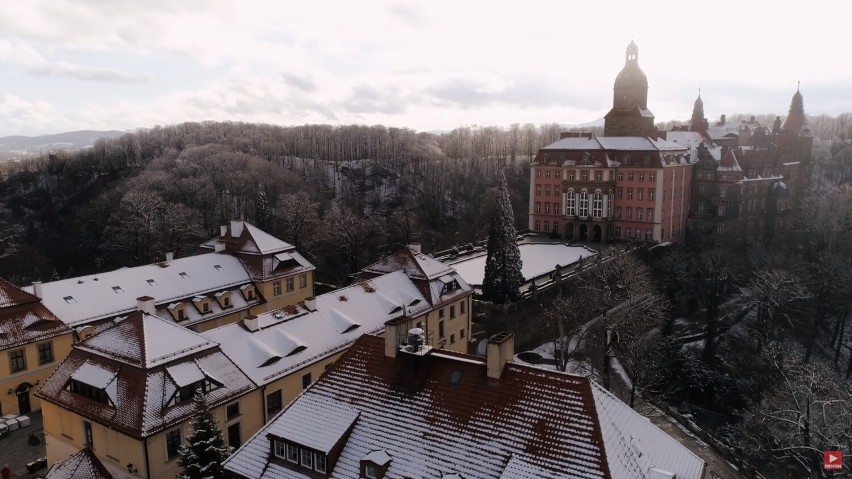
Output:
[168,302,188,321]
[215,291,233,309]
[193,296,212,314]
[365,464,378,479]
[360,450,392,479]
[272,439,328,474]
[241,284,257,301]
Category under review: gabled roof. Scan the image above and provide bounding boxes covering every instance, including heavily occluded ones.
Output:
[45,448,113,479]
[361,246,455,280]
[37,312,254,439]
[199,220,295,256]
[225,335,706,479]
[717,149,743,172]
[204,270,431,385]
[25,254,254,327]
[78,312,214,368]
[0,278,70,351]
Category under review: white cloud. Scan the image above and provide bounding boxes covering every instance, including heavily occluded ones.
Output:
[30,62,151,83]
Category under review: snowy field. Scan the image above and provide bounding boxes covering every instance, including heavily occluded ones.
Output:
[448,243,596,286]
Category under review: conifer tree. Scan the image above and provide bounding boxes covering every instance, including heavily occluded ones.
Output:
[482,172,524,304]
[255,189,271,230]
[176,389,232,479]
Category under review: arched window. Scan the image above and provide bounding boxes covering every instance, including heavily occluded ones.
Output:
[579,191,589,218]
[566,190,576,216]
[593,192,603,217]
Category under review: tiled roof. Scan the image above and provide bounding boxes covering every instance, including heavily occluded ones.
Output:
[0,279,70,351]
[225,335,706,479]
[199,220,298,256]
[204,270,432,385]
[540,136,686,152]
[45,448,113,479]
[717,149,743,172]
[25,254,256,327]
[37,312,255,438]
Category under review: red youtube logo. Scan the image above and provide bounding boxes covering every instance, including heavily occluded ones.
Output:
[824,451,842,470]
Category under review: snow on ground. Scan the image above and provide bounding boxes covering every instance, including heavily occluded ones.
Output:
[448,243,595,286]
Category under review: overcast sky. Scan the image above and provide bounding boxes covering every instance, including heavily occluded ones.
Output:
[0,0,849,137]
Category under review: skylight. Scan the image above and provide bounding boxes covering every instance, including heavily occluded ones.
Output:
[63,296,76,304]
[214,265,223,271]
[112,286,124,293]
[179,272,189,279]
[147,279,157,286]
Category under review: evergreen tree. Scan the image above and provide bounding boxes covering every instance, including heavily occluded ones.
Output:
[176,389,232,479]
[255,189,271,230]
[482,172,524,304]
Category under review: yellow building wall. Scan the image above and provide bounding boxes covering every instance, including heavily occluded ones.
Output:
[251,271,314,314]
[1,333,73,415]
[43,391,264,479]
[190,309,248,333]
[260,350,342,423]
[413,295,472,354]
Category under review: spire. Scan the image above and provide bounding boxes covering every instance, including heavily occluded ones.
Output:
[690,89,706,133]
[781,84,808,135]
[626,40,638,63]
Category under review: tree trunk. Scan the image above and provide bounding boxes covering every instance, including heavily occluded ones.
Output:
[834,312,847,365]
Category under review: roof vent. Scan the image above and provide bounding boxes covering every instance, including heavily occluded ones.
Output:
[244,315,260,332]
[32,281,43,299]
[165,252,174,263]
[400,327,432,356]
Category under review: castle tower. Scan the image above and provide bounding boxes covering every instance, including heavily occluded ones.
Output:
[604,41,656,137]
[689,92,708,134]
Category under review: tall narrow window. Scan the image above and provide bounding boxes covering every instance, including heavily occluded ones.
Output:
[266,390,282,419]
[286,277,294,292]
[647,208,654,222]
[166,428,181,459]
[566,191,576,216]
[38,341,54,365]
[579,191,589,217]
[626,207,632,220]
[544,203,550,214]
[273,281,282,296]
[9,349,25,373]
[636,208,643,221]
[439,320,445,338]
[593,192,603,217]
[83,420,94,447]
[302,372,312,390]
[553,203,560,215]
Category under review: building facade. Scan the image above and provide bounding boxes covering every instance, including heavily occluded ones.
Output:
[0,278,73,416]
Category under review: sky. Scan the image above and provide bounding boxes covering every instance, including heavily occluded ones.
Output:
[0,0,850,137]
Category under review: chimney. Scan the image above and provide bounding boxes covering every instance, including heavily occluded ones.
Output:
[215,242,226,253]
[486,332,515,379]
[750,115,756,123]
[165,252,174,263]
[136,296,156,315]
[230,220,244,238]
[720,114,726,125]
[244,315,260,332]
[304,296,317,311]
[220,225,227,237]
[32,281,43,299]
[408,243,421,254]
[384,318,404,358]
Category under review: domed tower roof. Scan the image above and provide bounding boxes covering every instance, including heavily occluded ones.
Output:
[781,84,811,136]
[612,41,649,110]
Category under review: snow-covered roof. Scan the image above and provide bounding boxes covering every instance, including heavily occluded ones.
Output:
[78,312,215,368]
[264,399,359,454]
[448,243,597,287]
[37,311,254,439]
[45,448,113,479]
[25,253,255,327]
[224,335,706,479]
[199,220,296,256]
[204,270,431,385]
[540,136,687,152]
[591,382,705,478]
[0,278,70,351]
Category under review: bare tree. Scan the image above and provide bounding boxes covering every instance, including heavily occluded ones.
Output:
[275,192,323,255]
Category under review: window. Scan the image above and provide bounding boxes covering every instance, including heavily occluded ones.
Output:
[545,169,551,179]
[645,229,653,240]
[554,186,560,196]
[568,171,575,180]
[627,188,633,200]
[626,207,632,220]
[223,295,231,308]
[648,189,655,201]
[720,186,727,198]
[202,301,210,313]
[636,208,643,221]
[286,277,294,292]
[566,191,576,216]
[617,172,624,181]
[553,221,559,232]
[615,226,621,238]
[302,372,312,390]
[83,420,94,447]
[623,155,632,166]
[273,281,282,296]
[544,202,550,214]
[698,202,706,214]
[647,208,654,222]
[535,202,541,213]
[625,227,631,239]
[535,185,541,196]
[314,453,327,473]
[460,328,466,339]
[450,305,456,319]
[649,173,656,181]
[68,379,111,405]
[635,228,642,239]
[266,390,283,418]
[287,443,299,463]
[615,207,622,219]
[299,274,308,289]
[543,220,549,231]
[536,169,542,178]
[176,307,187,321]
[637,188,643,200]
[616,188,623,199]
[553,203,560,215]
[301,448,313,468]
[439,320,445,338]
[595,171,603,181]
[38,341,54,365]
[719,205,727,217]
[644,155,652,166]
[545,186,551,196]
[166,428,181,459]
[439,308,445,319]
[9,349,26,373]
[274,440,287,459]
[628,173,634,181]
[534,220,541,230]
[365,464,379,479]
[593,192,603,217]
[639,173,645,182]
[450,333,456,344]
[227,423,241,449]
[226,401,240,420]
[579,191,589,217]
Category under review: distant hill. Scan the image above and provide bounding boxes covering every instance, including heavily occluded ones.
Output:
[0,130,129,156]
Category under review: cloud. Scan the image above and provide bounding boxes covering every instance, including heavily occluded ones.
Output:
[425,77,603,111]
[0,40,46,67]
[387,4,425,27]
[341,85,408,115]
[280,73,316,92]
[29,62,151,84]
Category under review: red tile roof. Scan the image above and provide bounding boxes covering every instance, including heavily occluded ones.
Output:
[45,448,113,479]
[0,278,70,351]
